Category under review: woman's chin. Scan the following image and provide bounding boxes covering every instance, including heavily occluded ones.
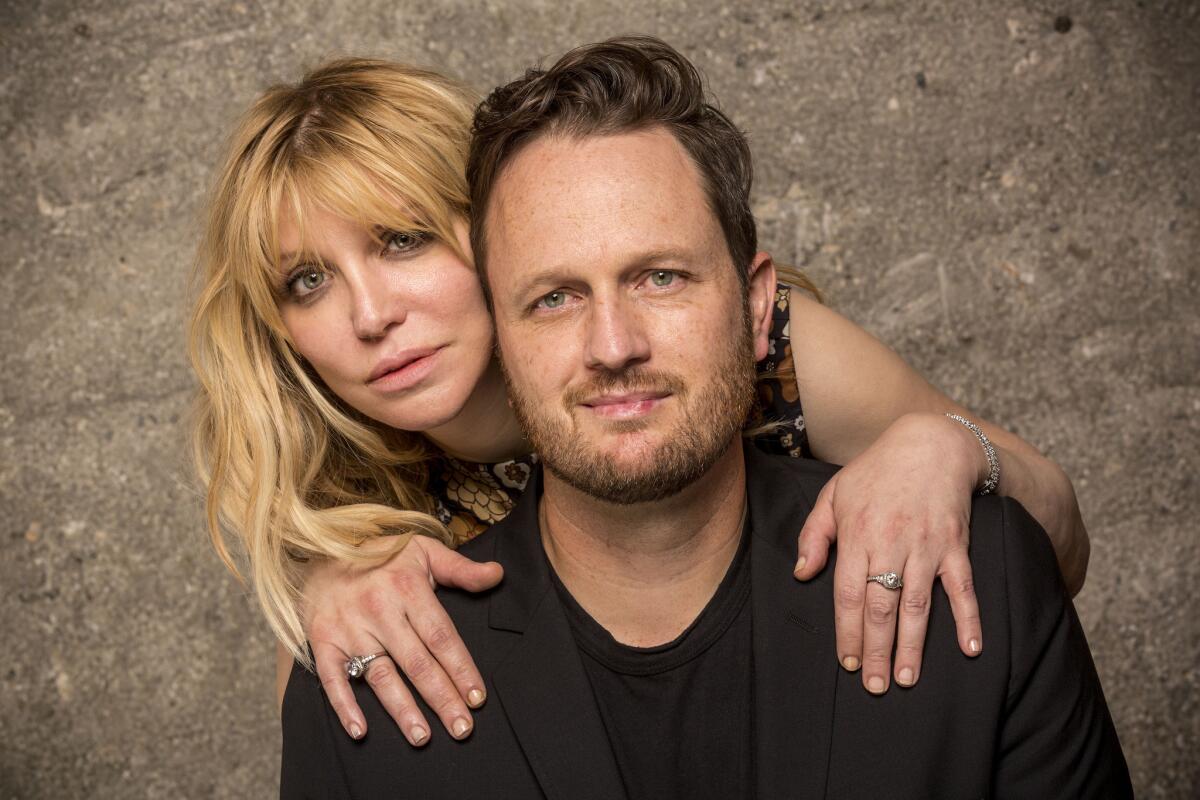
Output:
[368,406,464,434]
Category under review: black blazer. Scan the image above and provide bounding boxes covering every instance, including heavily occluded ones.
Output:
[281,447,1132,799]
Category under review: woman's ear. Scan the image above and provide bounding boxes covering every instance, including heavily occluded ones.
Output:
[746,251,778,362]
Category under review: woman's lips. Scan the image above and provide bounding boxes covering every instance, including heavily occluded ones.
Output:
[368,348,443,392]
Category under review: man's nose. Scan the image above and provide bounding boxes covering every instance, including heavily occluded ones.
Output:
[583,295,651,372]
[349,266,405,340]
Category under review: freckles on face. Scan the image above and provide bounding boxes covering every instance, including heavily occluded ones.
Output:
[274,210,494,432]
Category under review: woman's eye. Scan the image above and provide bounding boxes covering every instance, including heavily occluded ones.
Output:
[287,268,327,298]
[537,291,567,310]
[383,230,427,254]
[649,270,676,287]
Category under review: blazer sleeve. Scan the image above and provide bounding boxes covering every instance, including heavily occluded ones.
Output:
[992,497,1134,798]
[279,660,351,800]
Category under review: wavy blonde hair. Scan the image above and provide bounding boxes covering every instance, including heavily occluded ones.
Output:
[188,59,478,664]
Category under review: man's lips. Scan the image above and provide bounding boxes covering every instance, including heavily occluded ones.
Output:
[367,347,443,390]
[580,391,671,419]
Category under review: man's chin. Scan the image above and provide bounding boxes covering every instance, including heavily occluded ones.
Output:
[579,430,671,465]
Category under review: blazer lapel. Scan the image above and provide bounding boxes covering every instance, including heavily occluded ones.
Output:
[747,447,840,799]
[487,470,626,800]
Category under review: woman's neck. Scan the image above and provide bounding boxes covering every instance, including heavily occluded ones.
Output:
[422,358,530,464]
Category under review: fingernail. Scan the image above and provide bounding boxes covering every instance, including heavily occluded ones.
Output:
[452,717,471,739]
[842,656,860,671]
[410,726,428,746]
[898,667,914,686]
[969,638,981,654]
[867,676,885,694]
[793,556,807,576]
[349,723,363,739]
[467,688,485,707]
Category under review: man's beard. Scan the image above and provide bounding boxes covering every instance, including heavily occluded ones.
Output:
[504,311,758,505]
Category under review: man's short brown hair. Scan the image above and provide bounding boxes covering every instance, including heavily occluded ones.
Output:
[467,35,757,293]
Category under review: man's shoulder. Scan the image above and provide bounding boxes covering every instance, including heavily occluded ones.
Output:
[437,528,503,624]
[967,494,1065,595]
[748,446,841,485]
[437,510,543,648]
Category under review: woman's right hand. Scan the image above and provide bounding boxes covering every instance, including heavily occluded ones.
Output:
[298,535,504,745]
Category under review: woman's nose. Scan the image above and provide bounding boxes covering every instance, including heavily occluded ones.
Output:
[349,269,406,340]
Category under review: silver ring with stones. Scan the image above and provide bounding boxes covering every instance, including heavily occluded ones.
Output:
[345,652,386,679]
[867,571,903,591]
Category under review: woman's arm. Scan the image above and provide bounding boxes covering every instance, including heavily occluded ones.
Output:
[785,290,1089,695]
[788,291,1089,585]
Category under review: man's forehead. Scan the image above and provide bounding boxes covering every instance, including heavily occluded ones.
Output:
[485,128,717,269]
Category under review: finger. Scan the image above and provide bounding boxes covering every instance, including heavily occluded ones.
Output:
[860,555,905,695]
[893,558,935,688]
[407,591,488,710]
[795,481,837,579]
[391,624,475,741]
[940,548,983,657]
[311,638,369,740]
[423,540,504,593]
[359,652,434,747]
[832,543,869,673]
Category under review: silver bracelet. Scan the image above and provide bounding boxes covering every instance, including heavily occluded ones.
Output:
[944,413,1000,495]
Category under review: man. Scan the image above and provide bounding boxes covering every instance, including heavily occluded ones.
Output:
[281,37,1131,798]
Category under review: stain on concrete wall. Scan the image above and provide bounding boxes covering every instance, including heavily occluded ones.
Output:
[1,0,1196,796]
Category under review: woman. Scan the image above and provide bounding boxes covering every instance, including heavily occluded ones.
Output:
[190,57,1088,747]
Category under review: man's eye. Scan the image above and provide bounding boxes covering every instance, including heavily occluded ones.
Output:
[383,230,427,253]
[649,270,676,287]
[537,291,567,309]
[287,268,327,298]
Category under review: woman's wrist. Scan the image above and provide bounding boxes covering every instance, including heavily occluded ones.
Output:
[943,413,1000,494]
[892,411,992,494]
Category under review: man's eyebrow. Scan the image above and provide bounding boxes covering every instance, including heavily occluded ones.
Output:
[508,248,696,299]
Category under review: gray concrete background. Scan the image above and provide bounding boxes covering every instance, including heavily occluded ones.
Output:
[1,0,1196,796]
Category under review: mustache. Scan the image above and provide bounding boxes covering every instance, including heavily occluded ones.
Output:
[563,369,687,406]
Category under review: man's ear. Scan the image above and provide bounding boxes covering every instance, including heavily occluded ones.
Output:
[747,251,777,362]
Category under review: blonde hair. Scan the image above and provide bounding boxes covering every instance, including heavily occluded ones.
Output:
[188,59,478,665]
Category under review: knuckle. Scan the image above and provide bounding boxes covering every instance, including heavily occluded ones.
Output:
[952,577,976,598]
[365,663,398,690]
[862,643,891,663]
[901,593,930,616]
[360,588,389,618]
[866,599,895,625]
[391,569,428,599]
[308,620,338,644]
[958,610,981,626]
[319,671,347,694]
[401,653,434,681]
[836,584,865,609]
[423,625,456,653]
[944,519,968,543]
[897,639,924,658]
[428,687,463,714]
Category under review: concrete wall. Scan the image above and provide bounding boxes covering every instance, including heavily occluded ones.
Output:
[1,0,1196,796]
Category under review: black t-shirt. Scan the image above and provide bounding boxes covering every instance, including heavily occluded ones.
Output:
[550,522,754,800]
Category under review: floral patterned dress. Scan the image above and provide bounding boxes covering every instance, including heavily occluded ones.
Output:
[430,283,810,544]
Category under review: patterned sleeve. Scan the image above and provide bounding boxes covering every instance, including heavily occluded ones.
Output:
[750,283,811,458]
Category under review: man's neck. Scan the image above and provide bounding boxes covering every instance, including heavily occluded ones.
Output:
[540,440,747,647]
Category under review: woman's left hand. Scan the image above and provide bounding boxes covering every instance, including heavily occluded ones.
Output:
[792,412,986,694]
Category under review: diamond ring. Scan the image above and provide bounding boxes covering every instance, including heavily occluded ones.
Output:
[345,652,386,679]
[867,571,903,591]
